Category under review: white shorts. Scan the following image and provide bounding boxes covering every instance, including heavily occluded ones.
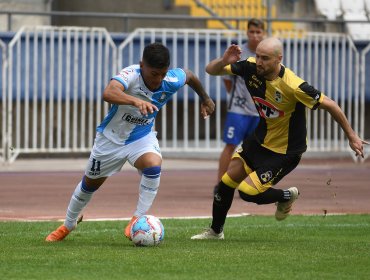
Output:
[85,131,162,179]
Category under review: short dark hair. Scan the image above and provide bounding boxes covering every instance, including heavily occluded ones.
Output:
[247,18,265,30]
[142,42,170,68]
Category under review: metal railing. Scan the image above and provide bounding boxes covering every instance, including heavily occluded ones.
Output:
[5,26,117,162]
[1,26,369,162]
[0,39,6,162]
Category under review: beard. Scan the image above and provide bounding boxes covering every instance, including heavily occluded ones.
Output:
[256,66,266,76]
[256,66,273,77]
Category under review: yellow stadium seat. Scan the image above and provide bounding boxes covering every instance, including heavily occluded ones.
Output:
[174,0,300,35]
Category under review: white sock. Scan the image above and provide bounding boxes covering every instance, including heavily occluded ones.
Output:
[64,181,93,230]
[133,173,160,217]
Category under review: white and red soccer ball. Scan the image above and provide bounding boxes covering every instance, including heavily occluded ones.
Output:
[130,215,164,246]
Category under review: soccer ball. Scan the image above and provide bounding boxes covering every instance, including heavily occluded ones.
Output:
[130,215,164,246]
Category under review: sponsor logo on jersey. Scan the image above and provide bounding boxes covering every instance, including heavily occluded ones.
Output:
[159,93,167,101]
[248,75,263,89]
[139,87,151,96]
[260,170,273,183]
[118,69,133,83]
[274,91,282,103]
[253,97,284,119]
[164,76,179,83]
[122,113,154,125]
[248,75,262,89]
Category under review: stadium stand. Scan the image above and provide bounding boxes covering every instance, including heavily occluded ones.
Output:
[313,0,342,20]
[365,0,370,17]
[341,0,365,14]
[174,0,296,34]
[340,0,370,40]
[343,14,370,40]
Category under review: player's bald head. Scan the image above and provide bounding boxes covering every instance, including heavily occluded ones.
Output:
[256,37,283,57]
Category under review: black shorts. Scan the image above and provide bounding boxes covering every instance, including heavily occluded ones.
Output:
[237,136,302,188]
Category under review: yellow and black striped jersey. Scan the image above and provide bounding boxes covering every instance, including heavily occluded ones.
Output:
[225,57,325,155]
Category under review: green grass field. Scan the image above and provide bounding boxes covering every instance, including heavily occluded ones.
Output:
[1,215,370,280]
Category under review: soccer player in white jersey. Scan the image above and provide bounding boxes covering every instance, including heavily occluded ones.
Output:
[46,42,215,242]
[215,19,264,194]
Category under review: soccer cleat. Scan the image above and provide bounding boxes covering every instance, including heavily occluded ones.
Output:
[275,187,299,221]
[45,225,71,242]
[45,215,83,242]
[191,228,224,240]
[124,216,139,240]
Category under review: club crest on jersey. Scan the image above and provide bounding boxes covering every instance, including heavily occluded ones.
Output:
[253,97,284,119]
[274,91,282,103]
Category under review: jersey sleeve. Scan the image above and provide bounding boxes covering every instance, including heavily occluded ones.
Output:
[296,82,325,110]
[111,66,137,90]
[229,58,256,78]
[230,60,246,77]
[163,68,187,91]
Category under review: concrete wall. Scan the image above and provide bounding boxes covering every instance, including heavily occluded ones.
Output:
[51,0,207,33]
[0,0,51,32]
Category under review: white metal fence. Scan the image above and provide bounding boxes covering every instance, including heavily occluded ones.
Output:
[279,32,362,156]
[5,26,116,162]
[0,39,6,162]
[1,26,369,162]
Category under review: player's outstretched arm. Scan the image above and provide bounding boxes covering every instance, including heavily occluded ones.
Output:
[205,44,242,76]
[319,96,369,158]
[184,69,215,119]
[103,80,158,116]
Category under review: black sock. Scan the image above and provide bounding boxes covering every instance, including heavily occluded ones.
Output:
[238,187,285,204]
[211,181,235,234]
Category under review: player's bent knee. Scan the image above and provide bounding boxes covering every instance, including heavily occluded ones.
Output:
[82,176,104,192]
[238,190,268,205]
[141,166,161,191]
[238,181,260,195]
[238,181,270,205]
[221,173,239,189]
[238,190,255,202]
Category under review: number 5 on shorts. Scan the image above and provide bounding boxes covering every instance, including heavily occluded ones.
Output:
[227,127,235,139]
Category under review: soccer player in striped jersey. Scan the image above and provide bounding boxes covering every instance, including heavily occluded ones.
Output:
[215,18,264,194]
[192,37,368,240]
[45,42,215,242]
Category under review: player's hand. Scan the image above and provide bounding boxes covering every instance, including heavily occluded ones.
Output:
[349,136,369,158]
[222,44,242,65]
[135,100,158,117]
[201,98,215,119]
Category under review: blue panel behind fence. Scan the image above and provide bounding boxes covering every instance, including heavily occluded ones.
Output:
[1,31,370,101]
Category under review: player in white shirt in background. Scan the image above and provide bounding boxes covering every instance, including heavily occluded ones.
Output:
[46,42,215,242]
[214,19,265,195]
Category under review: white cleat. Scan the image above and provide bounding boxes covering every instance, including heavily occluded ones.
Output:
[275,187,299,221]
[191,228,224,240]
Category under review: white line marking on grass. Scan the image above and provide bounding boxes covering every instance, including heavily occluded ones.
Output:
[1,212,362,222]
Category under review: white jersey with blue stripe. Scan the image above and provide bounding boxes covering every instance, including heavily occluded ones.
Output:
[97,64,186,145]
[223,43,259,116]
